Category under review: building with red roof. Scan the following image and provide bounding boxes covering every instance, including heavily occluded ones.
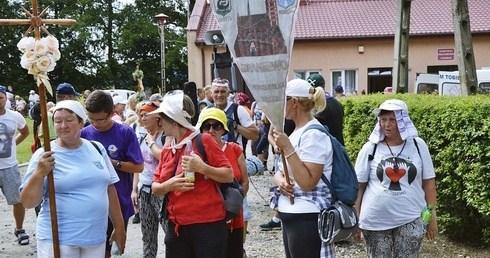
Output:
[187,0,490,95]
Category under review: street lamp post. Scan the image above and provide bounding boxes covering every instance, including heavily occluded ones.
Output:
[155,13,169,94]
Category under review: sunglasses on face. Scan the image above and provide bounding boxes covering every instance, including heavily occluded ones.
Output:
[201,122,224,131]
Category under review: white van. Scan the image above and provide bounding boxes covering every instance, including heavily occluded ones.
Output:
[438,70,490,95]
[103,89,136,100]
[414,73,439,94]
[414,70,490,95]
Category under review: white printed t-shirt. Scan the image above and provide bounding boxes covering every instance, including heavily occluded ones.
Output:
[355,138,435,230]
[0,109,26,169]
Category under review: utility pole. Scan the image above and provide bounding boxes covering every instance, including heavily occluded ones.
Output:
[392,0,411,93]
[452,0,477,95]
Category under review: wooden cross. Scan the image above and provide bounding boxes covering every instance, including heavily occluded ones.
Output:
[0,1,76,257]
[0,1,76,39]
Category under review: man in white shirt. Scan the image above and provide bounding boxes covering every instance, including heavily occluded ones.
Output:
[211,78,258,147]
[28,90,39,109]
[0,85,30,245]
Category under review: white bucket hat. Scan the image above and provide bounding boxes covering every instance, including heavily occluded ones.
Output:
[369,99,418,143]
[372,99,408,115]
[148,90,198,152]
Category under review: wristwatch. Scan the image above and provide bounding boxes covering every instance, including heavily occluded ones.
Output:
[115,161,122,170]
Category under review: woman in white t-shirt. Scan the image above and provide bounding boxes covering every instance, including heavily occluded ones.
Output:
[271,79,334,258]
[354,99,438,257]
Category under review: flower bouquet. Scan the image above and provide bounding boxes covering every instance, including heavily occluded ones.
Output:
[133,69,144,81]
[133,66,144,92]
[17,36,60,95]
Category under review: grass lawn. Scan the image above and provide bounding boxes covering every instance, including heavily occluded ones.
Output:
[17,117,35,164]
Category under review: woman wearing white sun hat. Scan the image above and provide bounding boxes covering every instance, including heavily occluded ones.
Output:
[354,99,438,257]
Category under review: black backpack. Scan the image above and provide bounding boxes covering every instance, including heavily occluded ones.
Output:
[223,103,240,143]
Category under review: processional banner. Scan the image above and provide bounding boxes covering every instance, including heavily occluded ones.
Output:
[209,0,300,132]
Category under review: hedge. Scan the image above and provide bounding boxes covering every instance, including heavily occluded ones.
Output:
[339,94,490,245]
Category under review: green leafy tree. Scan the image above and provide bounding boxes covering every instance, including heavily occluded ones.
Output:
[1,0,189,96]
[118,0,188,93]
[0,0,37,98]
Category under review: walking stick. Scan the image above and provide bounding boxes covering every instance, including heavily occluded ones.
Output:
[281,150,294,204]
[38,85,61,258]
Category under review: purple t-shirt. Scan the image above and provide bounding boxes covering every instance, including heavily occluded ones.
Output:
[81,122,143,220]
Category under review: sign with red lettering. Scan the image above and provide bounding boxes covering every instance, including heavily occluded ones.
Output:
[438,48,454,60]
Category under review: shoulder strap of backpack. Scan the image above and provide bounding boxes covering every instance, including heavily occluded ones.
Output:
[413,138,421,156]
[370,138,419,161]
[224,103,239,142]
[90,141,102,156]
[232,103,241,125]
[320,173,334,199]
[194,133,207,164]
[413,138,423,174]
[298,123,331,147]
[299,124,336,196]
[368,138,422,175]
[368,143,378,161]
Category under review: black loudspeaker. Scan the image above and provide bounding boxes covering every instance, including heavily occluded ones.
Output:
[215,49,232,69]
[183,81,198,125]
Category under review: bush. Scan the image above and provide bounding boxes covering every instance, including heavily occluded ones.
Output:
[341,94,490,245]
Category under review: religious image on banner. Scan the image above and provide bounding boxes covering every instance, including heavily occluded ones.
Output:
[209,0,300,132]
[234,1,287,57]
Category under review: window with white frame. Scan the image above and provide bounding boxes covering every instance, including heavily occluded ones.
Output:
[331,69,357,94]
[294,70,321,80]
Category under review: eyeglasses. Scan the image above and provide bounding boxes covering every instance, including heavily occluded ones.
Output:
[88,114,110,124]
[201,122,224,131]
[212,78,230,84]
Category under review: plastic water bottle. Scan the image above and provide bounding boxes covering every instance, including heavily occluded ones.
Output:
[184,140,195,182]
[110,241,121,257]
[421,205,433,223]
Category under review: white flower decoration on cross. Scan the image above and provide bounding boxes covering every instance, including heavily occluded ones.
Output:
[17,35,60,95]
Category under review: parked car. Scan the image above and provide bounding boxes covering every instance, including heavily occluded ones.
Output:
[103,89,136,100]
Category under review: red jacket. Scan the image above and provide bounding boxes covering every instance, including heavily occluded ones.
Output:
[153,132,232,230]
